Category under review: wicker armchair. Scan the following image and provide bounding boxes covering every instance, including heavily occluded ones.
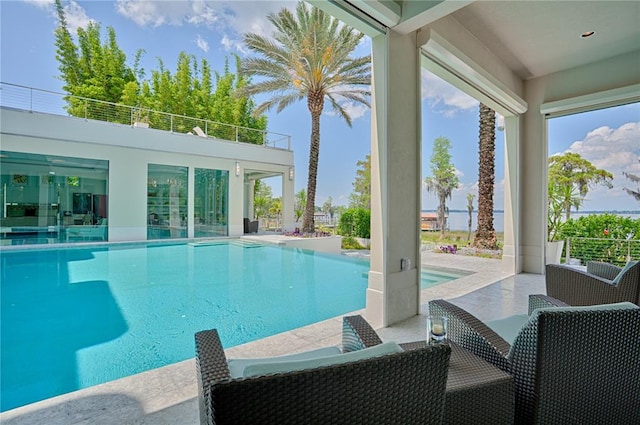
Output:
[195,315,451,425]
[429,295,640,425]
[546,261,640,306]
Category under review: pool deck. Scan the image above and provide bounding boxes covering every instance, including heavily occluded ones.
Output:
[0,248,545,425]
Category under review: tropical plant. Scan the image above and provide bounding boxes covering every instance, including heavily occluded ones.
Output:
[349,154,371,209]
[338,208,370,238]
[474,103,498,249]
[557,213,640,265]
[425,137,460,239]
[253,180,274,220]
[294,189,307,222]
[466,193,475,242]
[322,197,336,225]
[54,1,266,137]
[623,158,640,203]
[240,2,371,233]
[548,152,613,223]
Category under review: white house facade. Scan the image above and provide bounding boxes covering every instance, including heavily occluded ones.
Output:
[0,91,295,245]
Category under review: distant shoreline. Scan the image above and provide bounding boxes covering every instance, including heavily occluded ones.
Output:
[422,209,640,214]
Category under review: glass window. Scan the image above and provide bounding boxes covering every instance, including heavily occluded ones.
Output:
[0,151,108,245]
[194,168,229,237]
[147,164,188,239]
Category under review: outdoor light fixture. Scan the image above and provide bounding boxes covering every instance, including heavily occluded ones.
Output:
[288,167,294,181]
[235,162,241,176]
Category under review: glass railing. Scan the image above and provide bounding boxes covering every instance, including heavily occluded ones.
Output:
[0,82,291,150]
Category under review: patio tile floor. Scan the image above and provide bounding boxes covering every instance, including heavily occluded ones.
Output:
[0,251,545,425]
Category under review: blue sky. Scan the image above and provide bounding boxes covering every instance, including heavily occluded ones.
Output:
[2,0,639,212]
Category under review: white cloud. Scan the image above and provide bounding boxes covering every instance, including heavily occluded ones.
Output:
[63,0,93,32]
[115,0,218,28]
[325,101,369,121]
[559,121,640,210]
[112,1,289,53]
[195,34,209,52]
[220,34,247,53]
[421,70,478,117]
[30,0,93,33]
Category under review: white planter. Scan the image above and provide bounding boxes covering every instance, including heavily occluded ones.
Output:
[282,235,343,254]
[546,240,565,264]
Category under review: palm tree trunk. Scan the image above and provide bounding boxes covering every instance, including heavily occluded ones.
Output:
[302,93,323,234]
[474,103,498,250]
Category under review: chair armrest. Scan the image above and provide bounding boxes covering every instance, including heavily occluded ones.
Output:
[342,315,383,352]
[528,294,569,314]
[428,299,511,374]
[195,329,232,425]
[545,264,634,305]
[587,261,621,280]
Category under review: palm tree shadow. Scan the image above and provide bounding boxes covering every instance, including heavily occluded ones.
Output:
[1,248,127,412]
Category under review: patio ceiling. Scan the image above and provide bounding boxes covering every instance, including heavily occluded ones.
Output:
[332,0,640,81]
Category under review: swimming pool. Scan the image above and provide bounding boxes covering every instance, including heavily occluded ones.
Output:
[0,240,463,412]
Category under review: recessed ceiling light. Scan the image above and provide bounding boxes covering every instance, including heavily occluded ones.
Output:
[581,31,596,38]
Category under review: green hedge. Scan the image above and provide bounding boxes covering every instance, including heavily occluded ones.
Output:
[338,208,370,238]
[557,213,640,266]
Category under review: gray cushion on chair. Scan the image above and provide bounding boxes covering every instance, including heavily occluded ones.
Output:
[243,341,403,377]
[486,314,528,345]
[612,261,639,284]
[227,346,342,378]
[485,301,638,345]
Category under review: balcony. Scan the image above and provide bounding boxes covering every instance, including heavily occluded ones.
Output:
[0,82,291,150]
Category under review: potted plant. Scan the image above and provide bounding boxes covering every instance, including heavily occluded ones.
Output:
[546,184,565,264]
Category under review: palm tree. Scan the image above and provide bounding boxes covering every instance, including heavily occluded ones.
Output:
[473,103,498,250]
[240,2,370,233]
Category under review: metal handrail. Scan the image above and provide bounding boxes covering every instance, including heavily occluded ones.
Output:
[0,82,291,150]
[564,236,639,266]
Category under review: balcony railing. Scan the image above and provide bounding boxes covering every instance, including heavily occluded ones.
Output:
[0,82,291,150]
[564,237,640,266]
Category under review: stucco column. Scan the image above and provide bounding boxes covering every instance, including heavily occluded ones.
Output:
[281,173,295,232]
[367,29,421,328]
[501,115,520,275]
[520,79,547,274]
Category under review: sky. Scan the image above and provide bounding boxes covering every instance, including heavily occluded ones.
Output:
[1,0,639,212]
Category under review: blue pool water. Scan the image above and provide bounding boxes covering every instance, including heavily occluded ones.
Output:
[0,241,462,412]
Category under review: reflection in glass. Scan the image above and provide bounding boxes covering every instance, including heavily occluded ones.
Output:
[195,168,229,237]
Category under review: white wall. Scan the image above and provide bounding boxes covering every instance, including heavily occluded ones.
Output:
[0,108,295,241]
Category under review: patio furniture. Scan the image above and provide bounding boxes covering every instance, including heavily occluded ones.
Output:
[546,260,640,306]
[243,217,258,234]
[399,340,514,425]
[195,315,451,425]
[429,294,640,425]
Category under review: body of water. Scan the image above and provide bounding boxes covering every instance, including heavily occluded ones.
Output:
[434,211,640,233]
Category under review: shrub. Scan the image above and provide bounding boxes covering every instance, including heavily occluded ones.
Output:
[338,208,370,238]
[341,236,364,250]
[557,213,640,265]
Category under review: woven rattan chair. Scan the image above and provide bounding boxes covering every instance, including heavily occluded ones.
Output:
[429,295,640,425]
[546,261,640,306]
[195,315,451,425]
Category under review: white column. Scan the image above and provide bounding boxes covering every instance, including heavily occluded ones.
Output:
[281,172,295,232]
[520,79,547,274]
[501,115,520,274]
[367,29,421,328]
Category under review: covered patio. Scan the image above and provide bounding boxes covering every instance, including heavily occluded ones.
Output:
[1,1,638,423]
[315,0,640,327]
